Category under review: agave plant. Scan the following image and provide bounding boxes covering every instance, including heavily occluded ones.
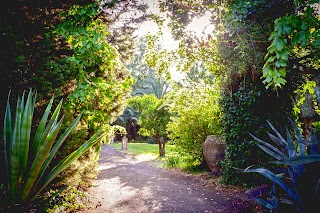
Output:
[244,118,320,212]
[3,89,105,203]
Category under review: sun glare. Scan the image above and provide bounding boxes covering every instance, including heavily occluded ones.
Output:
[186,11,214,38]
[133,1,215,82]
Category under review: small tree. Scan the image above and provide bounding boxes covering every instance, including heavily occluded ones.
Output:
[129,94,170,156]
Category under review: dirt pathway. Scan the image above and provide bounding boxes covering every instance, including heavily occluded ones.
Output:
[77,145,257,213]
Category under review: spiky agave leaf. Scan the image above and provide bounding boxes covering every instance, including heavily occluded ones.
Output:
[20,90,35,178]
[244,166,298,202]
[266,120,288,147]
[254,197,277,210]
[21,115,64,201]
[31,96,54,154]
[273,155,320,166]
[4,91,13,190]
[37,112,83,182]
[3,89,107,203]
[285,127,297,158]
[250,133,286,160]
[32,129,105,201]
[308,129,320,155]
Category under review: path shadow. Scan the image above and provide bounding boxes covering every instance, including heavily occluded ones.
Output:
[87,145,257,213]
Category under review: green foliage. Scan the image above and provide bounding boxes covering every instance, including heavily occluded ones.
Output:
[129,94,170,156]
[165,156,180,168]
[145,0,302,187]
[166,82,221,167]
[50,2,134,189]
[209,0,299,187]
[220,83,265,186]
[126,36,157,80]
[55,3,134,130]
[115,107,140,127]
[262,1,320,89]
[0,1,139,211]
[294,79,320,118]
[113,107,139,140]
[245,118,320,212]
[220,77,295,186]
[43,186,86,213]
[2,89,105,205]
[145,32,174,79]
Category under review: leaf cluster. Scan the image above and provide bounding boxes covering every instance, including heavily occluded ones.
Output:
[262,2,320,89]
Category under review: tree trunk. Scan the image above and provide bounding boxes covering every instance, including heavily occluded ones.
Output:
[160,137,166,157]
[303,117,313,141]
[156,135,165,157]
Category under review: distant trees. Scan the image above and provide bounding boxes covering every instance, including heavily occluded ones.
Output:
[129,94,170,156]
[113,107,140,140]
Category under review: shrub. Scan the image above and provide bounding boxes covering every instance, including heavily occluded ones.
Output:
[166,83,221,168]
[165,156,180,168]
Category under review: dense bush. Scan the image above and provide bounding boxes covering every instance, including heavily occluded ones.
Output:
[166,82,221,168]
[47,2,134,188]
[220,77,295,186]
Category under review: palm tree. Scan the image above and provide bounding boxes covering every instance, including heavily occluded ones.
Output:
[131,76,170,99]
[113,107,140,140]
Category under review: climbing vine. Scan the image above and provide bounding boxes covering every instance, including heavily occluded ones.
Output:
[262,1,320,89]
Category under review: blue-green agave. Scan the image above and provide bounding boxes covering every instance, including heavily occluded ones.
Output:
[245,118,320,212]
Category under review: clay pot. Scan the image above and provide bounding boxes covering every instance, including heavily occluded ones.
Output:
[203,135,226,175]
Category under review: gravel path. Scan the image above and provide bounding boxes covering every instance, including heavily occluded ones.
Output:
[77,145,256,213]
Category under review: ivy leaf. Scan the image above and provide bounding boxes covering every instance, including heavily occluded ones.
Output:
[284,25,292,34]
[275,19,291,35]
[298,31,309,47]
[276,39,285,51]
[279,68,286,77]
[280,49,290,61]
[267,56,276,63]
[301,22,308,31]
[275,60,287,68]
[292,32,299,45]
[274,77,287,86]
[262,66,271,75]
[265,76,272,83]
[267,45,276,54]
